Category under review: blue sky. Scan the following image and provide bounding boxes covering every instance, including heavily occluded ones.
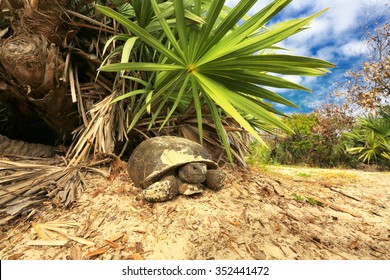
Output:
[225,0,390,114]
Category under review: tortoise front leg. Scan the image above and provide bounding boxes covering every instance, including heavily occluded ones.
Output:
[142,175,180,202]
[205,169,226,190]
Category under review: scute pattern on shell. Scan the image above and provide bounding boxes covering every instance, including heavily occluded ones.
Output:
[127,136,217,189]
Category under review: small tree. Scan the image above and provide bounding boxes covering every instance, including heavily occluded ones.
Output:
[335,19,389,112]
[312,104,357,166]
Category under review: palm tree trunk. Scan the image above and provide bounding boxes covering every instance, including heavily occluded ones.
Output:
[0,0,76,142]
[0,134,56,157]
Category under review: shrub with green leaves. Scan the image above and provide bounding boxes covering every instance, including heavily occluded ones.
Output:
[96,0,334,161]
[270,113,319,165]
[253,112,358,167]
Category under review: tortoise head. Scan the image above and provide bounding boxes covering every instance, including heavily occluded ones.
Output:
[178,162,207,184]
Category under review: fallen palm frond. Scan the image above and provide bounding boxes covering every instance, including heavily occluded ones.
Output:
[29,221,95,246]
[0,156,111,225]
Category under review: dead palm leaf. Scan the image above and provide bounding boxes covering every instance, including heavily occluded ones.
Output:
[0,156,111,225]
[66,88,128,165]
[29,221,95,246]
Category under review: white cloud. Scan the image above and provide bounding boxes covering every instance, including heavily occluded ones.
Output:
[340,41,369,57]
[315,45,338,61]
[226,0,389,56]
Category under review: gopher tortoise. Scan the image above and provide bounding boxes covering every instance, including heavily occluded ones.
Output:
[127,136,225,202]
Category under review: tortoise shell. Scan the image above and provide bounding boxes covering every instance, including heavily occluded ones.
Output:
[127,136,217,189]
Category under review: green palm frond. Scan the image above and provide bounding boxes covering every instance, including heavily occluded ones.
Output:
[345,111,390,165]
[96,0,335,161]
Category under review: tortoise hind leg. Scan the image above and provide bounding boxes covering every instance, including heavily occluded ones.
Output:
[142,175,179,202]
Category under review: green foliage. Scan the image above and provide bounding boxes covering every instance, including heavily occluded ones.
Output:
[96,0,334,161]
[306,197,323,206]
[251,112,358,167]
[344,106,390,166]
[284,113,317,135]
[292,193,304,201]
[292,193,323,206]
[247,140,273,165]
[271,113,316,164]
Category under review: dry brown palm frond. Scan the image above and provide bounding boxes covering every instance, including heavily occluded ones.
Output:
[29,221,95,246]
[64,8,116,34]
[58,7,127,164]
[66,88,128,165]
[0,156,111,225]
[175,114,252,168]
[113,109,253,167]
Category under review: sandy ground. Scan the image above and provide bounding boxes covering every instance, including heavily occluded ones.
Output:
[0,162,389,260]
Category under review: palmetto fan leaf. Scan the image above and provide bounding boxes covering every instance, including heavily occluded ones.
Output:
[97,0,335,161]
[345,111,390,165]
